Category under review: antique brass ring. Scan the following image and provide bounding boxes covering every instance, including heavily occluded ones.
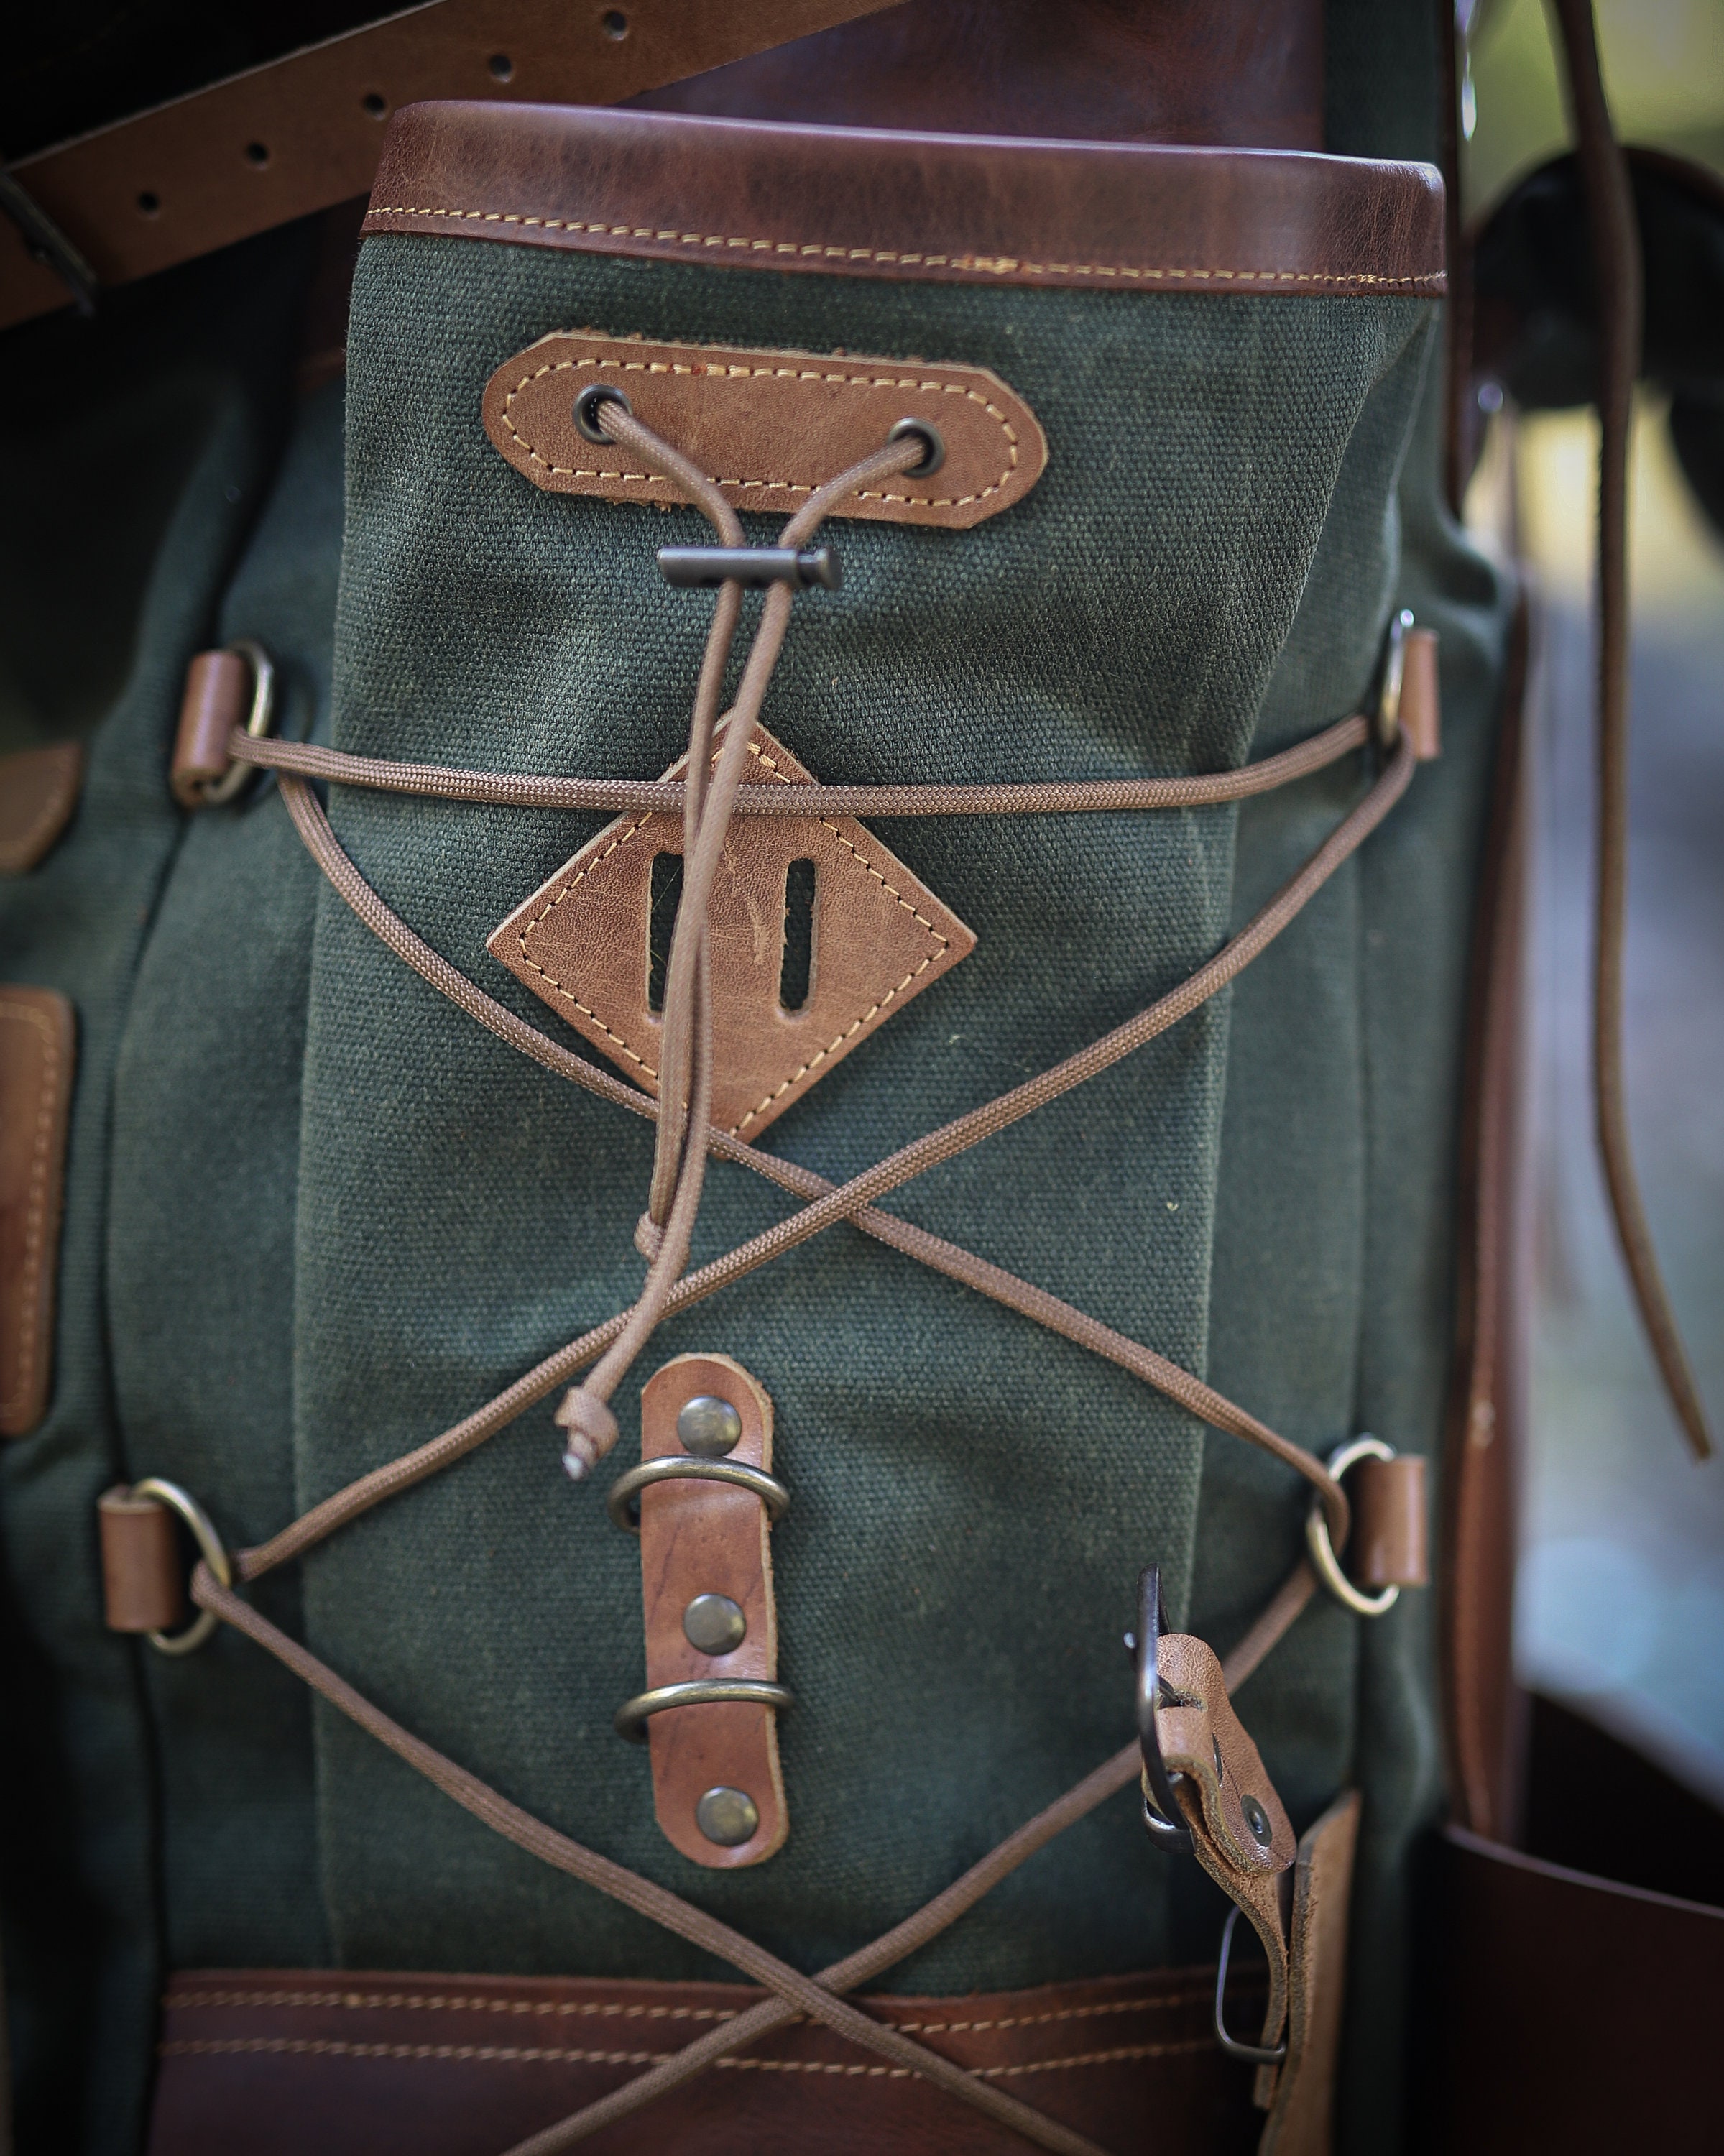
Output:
[200,638,277,805]
[613,1679,794,1743]
[605,1457,790,1533]
[130,1476,233,1656]
[1305,1434,1400,1618]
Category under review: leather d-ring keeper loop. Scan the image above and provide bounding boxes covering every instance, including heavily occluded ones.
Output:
[1352,1454,1430,1590]
[171,650,250,806]
[98,1485,187,1634]
[623,1353,789,1869]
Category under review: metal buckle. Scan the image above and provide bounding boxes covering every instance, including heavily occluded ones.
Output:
[129,1477,232,1656]
[1213,1905,1288,2065]
[1132,1564,1194,1854]
[1305,1434,1401,1616]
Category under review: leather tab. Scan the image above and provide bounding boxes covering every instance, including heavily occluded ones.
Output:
[1352,1455,1429,1589]
[637,1354,787,1868]
[0,743,83,874]
[171,650,248,807]
[1401,627,1442,760]
[98,1485,188,1633]
[489,717,975,1138]
[482,332,1046,530]
[1151,1634,1297,2080]
[1,987,75,1438]
[1259,1791,1362,2155]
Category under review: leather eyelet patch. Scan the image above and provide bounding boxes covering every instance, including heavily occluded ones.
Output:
[481,332,1047,530]
[487,718,975,1139]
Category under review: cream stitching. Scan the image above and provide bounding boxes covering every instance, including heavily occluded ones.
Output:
[515,737,951,1135]
[498,356,1020,512]
[162,1986,1206,2029]
[372,206,1444,291]
[514,808,661,1078]
[160,2037,676,2066]
[893,1992,1212,2033]
[157,2035,1212,2076]
[0,999,61,1426]
[165,1990,734,2022]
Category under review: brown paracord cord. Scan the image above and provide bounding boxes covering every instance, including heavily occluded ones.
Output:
[555,423,935,1472]
[265,732,1416,1578]
[1550,0,1713,1458]
[230,709,1371,816]
[189,1551,1312,2156]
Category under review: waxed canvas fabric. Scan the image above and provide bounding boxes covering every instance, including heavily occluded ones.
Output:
[0,11,1523,2152]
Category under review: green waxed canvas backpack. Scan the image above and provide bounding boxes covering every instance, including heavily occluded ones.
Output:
[2,6,1718,2155]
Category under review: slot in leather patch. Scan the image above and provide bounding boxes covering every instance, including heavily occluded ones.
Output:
[0,744,83,874]
[481,332,1046,529]
[637,1354,786,1869]
[487,717,975,1138]
[1,987,75,1438]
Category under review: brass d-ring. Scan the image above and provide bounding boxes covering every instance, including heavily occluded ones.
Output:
[129,1477,233,1655]
[200,638,277,805]
[1305,1435,1401,1617]
[613,1679,794,1743]
[605,1456,790,1533]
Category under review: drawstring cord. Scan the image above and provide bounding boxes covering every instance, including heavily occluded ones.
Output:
[553,410,930,1475]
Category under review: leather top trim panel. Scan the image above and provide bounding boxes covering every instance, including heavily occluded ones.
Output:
[365,104,1446,296]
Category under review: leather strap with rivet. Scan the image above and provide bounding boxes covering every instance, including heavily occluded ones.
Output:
[612,1354,791,1868]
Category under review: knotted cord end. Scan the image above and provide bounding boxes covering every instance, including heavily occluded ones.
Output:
[557,1387,620,1480]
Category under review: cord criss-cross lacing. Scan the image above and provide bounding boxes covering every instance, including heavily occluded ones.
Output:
[188,410,1422,2154]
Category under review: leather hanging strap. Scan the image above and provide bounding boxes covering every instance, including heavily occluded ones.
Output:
[1549,0,1713,1459]
[0,0,895,333]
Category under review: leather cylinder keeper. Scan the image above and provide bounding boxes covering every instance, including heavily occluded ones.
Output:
[98,1485,187,1633]
[171,650,250,807]
[1352,1455,1430,1590]
[1400,627,1442,761]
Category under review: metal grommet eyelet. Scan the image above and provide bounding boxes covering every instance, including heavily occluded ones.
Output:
[198,639,277,806]
[129,1477,232,1655]
[888,416,945,476]
[574,382,632,443]
[1306,1434,1401,1617]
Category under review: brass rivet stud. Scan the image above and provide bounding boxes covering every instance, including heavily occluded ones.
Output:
[683,1593,747,1655]
[678,1395,742,1457]
[696,1786,758,1847]
[1242,1795,1272,1846]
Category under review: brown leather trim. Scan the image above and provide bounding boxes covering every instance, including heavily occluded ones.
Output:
[364,103,1447,297]
[0,987,75,1439]
[99,1486,188,1633]
[487,716,977,1140]
[636,1355,786,1869]
[172,653,250,808]
[148,1965,1266,2156]
[0,744,83,875]
[1353,1456,1429,1591]
[1441,596,1531,1840]
[481,331,1048,529]
[0,1,898,333]
[1422,1827,1724,2153]
[1260,1791,1361,2156]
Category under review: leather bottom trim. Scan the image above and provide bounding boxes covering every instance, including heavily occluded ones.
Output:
[149,1964,1265,2155]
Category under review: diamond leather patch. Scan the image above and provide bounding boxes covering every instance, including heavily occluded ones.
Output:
[487,720,976,1139]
